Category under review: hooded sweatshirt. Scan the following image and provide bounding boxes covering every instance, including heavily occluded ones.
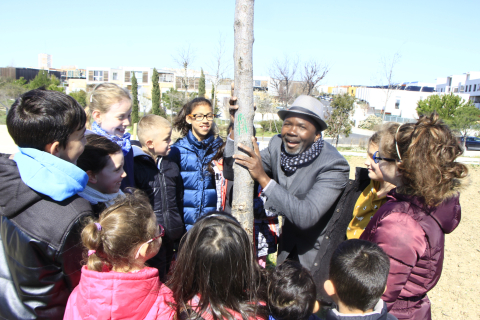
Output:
[64,266,175,320]
[0,152,92,319]
[360,189,461,320]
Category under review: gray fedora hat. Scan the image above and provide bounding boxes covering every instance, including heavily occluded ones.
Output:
[277,95,328,131]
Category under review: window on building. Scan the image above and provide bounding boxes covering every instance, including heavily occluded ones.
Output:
[474,84,477,92]
[93,71,103,81]
[469,85,472,92]
[395,97,400,109]
[113,72,118,80]
[130,71,143,82]
[159,73,173,82]
[254,80,261,87]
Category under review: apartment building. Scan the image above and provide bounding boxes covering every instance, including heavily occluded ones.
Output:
[436,72,480,109]
[85,67,175,99]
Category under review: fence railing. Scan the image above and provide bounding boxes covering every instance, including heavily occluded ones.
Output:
[375,114,416,124]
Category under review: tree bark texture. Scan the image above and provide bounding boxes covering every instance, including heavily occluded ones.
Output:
[232,0,255,237]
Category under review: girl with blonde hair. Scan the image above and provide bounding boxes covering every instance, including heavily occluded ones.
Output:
[86,83,135,189]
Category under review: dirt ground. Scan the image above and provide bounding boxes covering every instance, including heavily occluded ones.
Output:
[345,156,480,320]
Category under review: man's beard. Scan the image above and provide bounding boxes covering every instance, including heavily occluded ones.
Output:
[282,138,305,156]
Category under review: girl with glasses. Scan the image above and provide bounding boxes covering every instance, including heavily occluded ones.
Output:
[360,114,468,320]
[64,190,175,319]
[170,98,223,231]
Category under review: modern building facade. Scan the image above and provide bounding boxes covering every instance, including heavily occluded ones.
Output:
[38,54,52,69]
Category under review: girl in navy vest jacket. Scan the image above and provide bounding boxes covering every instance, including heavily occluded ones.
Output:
[169,98,223,230]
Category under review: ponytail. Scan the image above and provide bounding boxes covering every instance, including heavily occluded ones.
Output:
[80,190,158,272]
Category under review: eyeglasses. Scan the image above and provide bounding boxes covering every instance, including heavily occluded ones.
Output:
[373,151,396,164]
[135,224,165,259]
[188,113,215,121]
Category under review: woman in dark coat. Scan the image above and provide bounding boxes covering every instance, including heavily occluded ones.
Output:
[360,114,467,320]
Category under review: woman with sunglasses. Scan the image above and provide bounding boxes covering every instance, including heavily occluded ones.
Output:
[359,114,467,320]
[170,97,223,231]
[64,190,175,319]
[345,131,396,240]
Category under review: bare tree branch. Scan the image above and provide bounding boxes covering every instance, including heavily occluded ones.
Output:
[207,34,232,115]
[380,52,401,120]
[300,60,329,95]
[268,55,299,107]
[172,44,196,100]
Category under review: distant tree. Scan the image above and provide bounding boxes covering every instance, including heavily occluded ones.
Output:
[451,105,480,143]
[162,88,184,121]
[300,60,329,95]
[198,68,206,98]
[324,93,355,148]
[268,55,298,107]
[208,34,231,117]
[27,70,50,89]
[211,84,220,115]
[417,93,465,120]
[69,90,87,107]
[0,77,28,111]
[379,52,401,120]
[151,68,163,116]
[172,44,196,100]
[131,72,139,123]
[254,91,278,132]
[417,93,480,144]
[27,70,64,92]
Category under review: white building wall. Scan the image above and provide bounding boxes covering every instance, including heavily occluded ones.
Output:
[355,87,436,119]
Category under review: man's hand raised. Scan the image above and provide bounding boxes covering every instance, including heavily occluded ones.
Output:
[233,136,271,189]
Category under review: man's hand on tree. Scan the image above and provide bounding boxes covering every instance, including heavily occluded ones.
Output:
[233,136,271,189]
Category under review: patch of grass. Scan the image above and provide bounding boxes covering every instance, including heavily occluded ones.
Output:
[0,110,6,125]
[256,129,280,138]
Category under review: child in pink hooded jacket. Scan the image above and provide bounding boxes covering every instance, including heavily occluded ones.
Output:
[64,191,175,320]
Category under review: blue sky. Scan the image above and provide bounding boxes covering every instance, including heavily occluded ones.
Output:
[0,0,478,85]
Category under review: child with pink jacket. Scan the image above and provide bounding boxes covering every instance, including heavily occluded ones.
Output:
[64,191,175,319]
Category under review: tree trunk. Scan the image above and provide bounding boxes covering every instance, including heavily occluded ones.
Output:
[232,0,255,237]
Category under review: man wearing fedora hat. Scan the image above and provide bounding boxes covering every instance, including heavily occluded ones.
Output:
[232,95,349,275]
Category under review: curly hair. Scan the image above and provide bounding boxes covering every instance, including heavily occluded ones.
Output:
[173,97,212,136]
[379,113,468,206]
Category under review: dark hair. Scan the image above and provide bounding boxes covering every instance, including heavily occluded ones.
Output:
[329,239,390,312]
[82,190,157,272]
[167,211,267,319]
[7,88,86,150]
[173,97,212,136]
[268,261,317,320]
[76,134,121,174]
[379,113,468,206]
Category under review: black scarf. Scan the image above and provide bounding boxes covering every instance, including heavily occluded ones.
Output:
[280,137,324,175]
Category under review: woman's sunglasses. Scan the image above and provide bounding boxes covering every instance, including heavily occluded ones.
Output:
[373,151,396,164]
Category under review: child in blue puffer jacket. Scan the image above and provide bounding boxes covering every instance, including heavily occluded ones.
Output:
[169,98,223,231]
